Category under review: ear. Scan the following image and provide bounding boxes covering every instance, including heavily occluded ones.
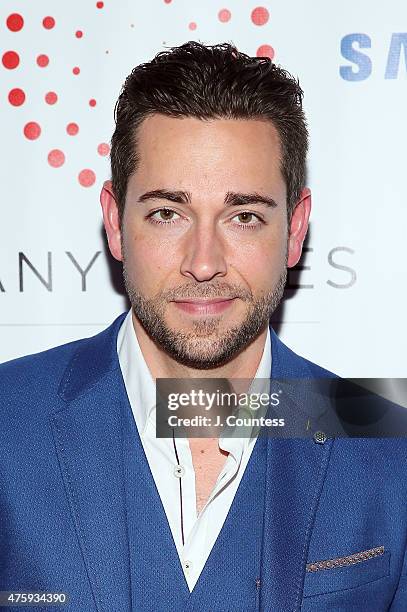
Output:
[100,180,123,262]
[287,187,311,268]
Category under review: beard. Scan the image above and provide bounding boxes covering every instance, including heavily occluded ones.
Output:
[122,256,287,370]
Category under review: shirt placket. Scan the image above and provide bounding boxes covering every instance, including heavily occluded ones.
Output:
[180,437,242,587]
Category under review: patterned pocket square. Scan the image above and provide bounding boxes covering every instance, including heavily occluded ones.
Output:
[306,545,384,572]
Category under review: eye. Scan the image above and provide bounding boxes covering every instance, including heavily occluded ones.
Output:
[147,208,181,225]
[231,211,263,229]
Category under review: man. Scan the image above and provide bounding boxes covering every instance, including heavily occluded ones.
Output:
[0,41,406,611]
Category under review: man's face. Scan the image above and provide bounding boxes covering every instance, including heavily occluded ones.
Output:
[102,115,309,369]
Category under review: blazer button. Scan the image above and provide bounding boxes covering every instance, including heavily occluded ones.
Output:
[313,431,327,444]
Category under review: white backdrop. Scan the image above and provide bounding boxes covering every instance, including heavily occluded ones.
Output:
[1,0,406,377]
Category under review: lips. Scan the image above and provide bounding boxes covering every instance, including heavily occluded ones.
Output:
[174,298,234,304]
[172,297,236,315]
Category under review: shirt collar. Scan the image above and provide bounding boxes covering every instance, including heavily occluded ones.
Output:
[117,309,156,435]
[117,309,272,436]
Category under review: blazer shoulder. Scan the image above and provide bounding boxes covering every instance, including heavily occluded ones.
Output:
[0,313,126,413]
[0,337,88,403]
[298,353,339,379]
[270,325,339,379]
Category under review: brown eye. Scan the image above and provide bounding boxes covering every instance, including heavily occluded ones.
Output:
[237,212,253,223]
[159,209,174,220]
[148,208,183,225]
[231,211,263,229]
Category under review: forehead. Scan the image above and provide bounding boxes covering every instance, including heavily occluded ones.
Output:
[131,114,284,193]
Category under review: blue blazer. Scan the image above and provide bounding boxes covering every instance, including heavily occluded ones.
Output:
[0,312,406,611]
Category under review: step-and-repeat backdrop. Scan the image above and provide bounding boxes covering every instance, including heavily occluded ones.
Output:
[1,1,406,376]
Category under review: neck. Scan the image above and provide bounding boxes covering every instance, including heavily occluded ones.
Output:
[131,311,268,381]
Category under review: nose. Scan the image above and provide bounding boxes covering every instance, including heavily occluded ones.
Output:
[180,221,227,282]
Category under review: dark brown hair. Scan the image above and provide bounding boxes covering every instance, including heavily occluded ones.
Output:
[110,41,308,224]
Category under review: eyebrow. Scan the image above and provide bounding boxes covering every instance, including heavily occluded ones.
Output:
[137,189,278,209]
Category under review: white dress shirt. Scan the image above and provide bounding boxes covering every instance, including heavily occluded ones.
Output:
[117,309,271,591]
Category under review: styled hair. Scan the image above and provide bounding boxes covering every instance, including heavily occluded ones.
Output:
[110,40,308,224]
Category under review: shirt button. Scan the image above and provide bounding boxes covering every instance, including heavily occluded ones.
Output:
[184,560,192,573]
[174,465,185,478]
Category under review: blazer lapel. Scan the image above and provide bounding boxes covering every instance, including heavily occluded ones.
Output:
[259,325,335,611]
[50,314,131,612]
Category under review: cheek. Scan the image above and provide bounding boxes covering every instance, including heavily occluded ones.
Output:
[123,230,176,286]
[230,243,285,297]
[231,233,287,283]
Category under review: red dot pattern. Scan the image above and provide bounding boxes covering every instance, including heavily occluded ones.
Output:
[37,54,49,67]
[43,16,55,29]
[8,88,25,106]
[45,91,58,105]
[257,44,274,60]
[78,169,96,187]
[189,22,197,31]
[6,8,122,186]
[48,149,65,167]
[24,122,41,140]
[67,122,79,135]
[218,9,231,22]
[6,13,24,32]
[2,51,20,69]
[251,6,269,26]
[97,143,110,156]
